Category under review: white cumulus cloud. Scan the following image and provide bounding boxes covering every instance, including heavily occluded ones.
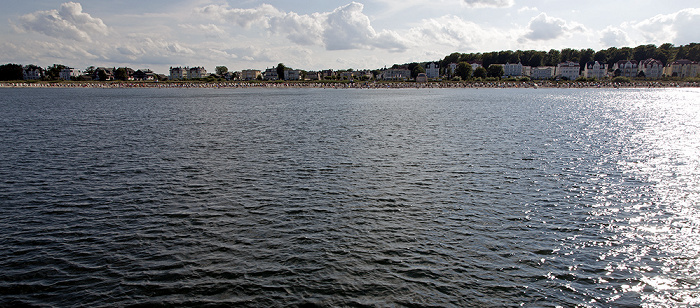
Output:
[600,26,631,47]
[13,2,109,42]
[521,13,585,41]
[196,2,408,51]
[462,0,515,8]
[408,15,506,51]
[632,8,700,45]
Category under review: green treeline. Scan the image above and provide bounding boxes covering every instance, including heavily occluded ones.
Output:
[436,43,700,70]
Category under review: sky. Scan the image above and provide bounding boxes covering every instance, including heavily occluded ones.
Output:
[1,0,699,74]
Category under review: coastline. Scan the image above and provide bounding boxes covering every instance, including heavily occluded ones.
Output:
[1,80,699,89]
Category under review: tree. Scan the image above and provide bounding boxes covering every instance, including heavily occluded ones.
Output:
[456,62,472,80]
[633,44,656,62]
[544,49,561,66]
[688,44,700,62]
[441,52,461,68]
[84,66,96,76]
[411,64,425,79]
[579,48,595,67]
[473,66,488,79]
[525,50,544,67]
[46,64,66,79]
[115,67,129,81]
[481,52,498,68]
[216,66,228,76]
[0,63,24,81]
[97,69,108,81]
[593,50,608,63]
[560,48,581,63]
[487,65,504,78]
[276,63,287,80]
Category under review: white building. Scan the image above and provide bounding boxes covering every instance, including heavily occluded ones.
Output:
[556,61,580,80]
[306,71,321,80]
[284,69,302,80]
[380,68,411,80]
[503,62,524,77]
[663,59,699,78]
[613,60,639,78]
[263,68,278,80]
[22,66,43,80]
[470,62,483,71]
[425,62,439,79]
[188,67,207,79]
[448,63,457,76]
[584,61,607,79]
[170,67,188,80]
[59,68,81,80]
[639,58,664,79]
[530,66,555,80]
[241,69,261,80]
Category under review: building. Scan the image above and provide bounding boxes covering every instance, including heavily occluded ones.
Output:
[447,63,457,77]
[305,71,321,80]
[356,70,373,80]
[241,69,261,80]
[133,69,157,81]
[425,62,439,79]
[223,71,238,81]
[22,66,43,80]
[380,68,411,80]
[284,69,302,80]
[613,60,639,78]
[639,58,664,78]
[470,62,483,71]
[188,67,207,79]
[584,61,607,79]
[415,73,428,83]
[94,67,115,81]
[530,66,555,80]
[663,59,699,78]
[503,62,525,77]
[556,61,580,80]
[321,69,335,79]
[263,68,278,80]
[170,67,188,80]
[339,71,355,80]
[59,67,81,80]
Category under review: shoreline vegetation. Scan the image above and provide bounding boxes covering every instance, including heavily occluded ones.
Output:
[1,80,699,89]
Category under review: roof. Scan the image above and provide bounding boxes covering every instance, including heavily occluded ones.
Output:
[671,59,698,65]
[640,58,663,67]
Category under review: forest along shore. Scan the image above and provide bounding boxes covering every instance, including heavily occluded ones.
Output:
[1,81,699,89]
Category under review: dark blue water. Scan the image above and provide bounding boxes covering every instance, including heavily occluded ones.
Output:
[1,87,698,307]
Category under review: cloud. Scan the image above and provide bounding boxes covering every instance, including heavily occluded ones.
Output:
[13,2,109,42]
[517,6,538,13]
[408,15,504,51]
[462,0,515,8]
[600,26,631,47]
[632,8,700,45]
[179,24,226,38]
[196,2,408,51]
[323,2,406,51]
[521,13,585,42]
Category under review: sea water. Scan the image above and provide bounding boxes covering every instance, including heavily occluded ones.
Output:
[1,87,699,307]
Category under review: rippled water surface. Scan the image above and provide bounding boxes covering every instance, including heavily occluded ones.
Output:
[1,87,699,307]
